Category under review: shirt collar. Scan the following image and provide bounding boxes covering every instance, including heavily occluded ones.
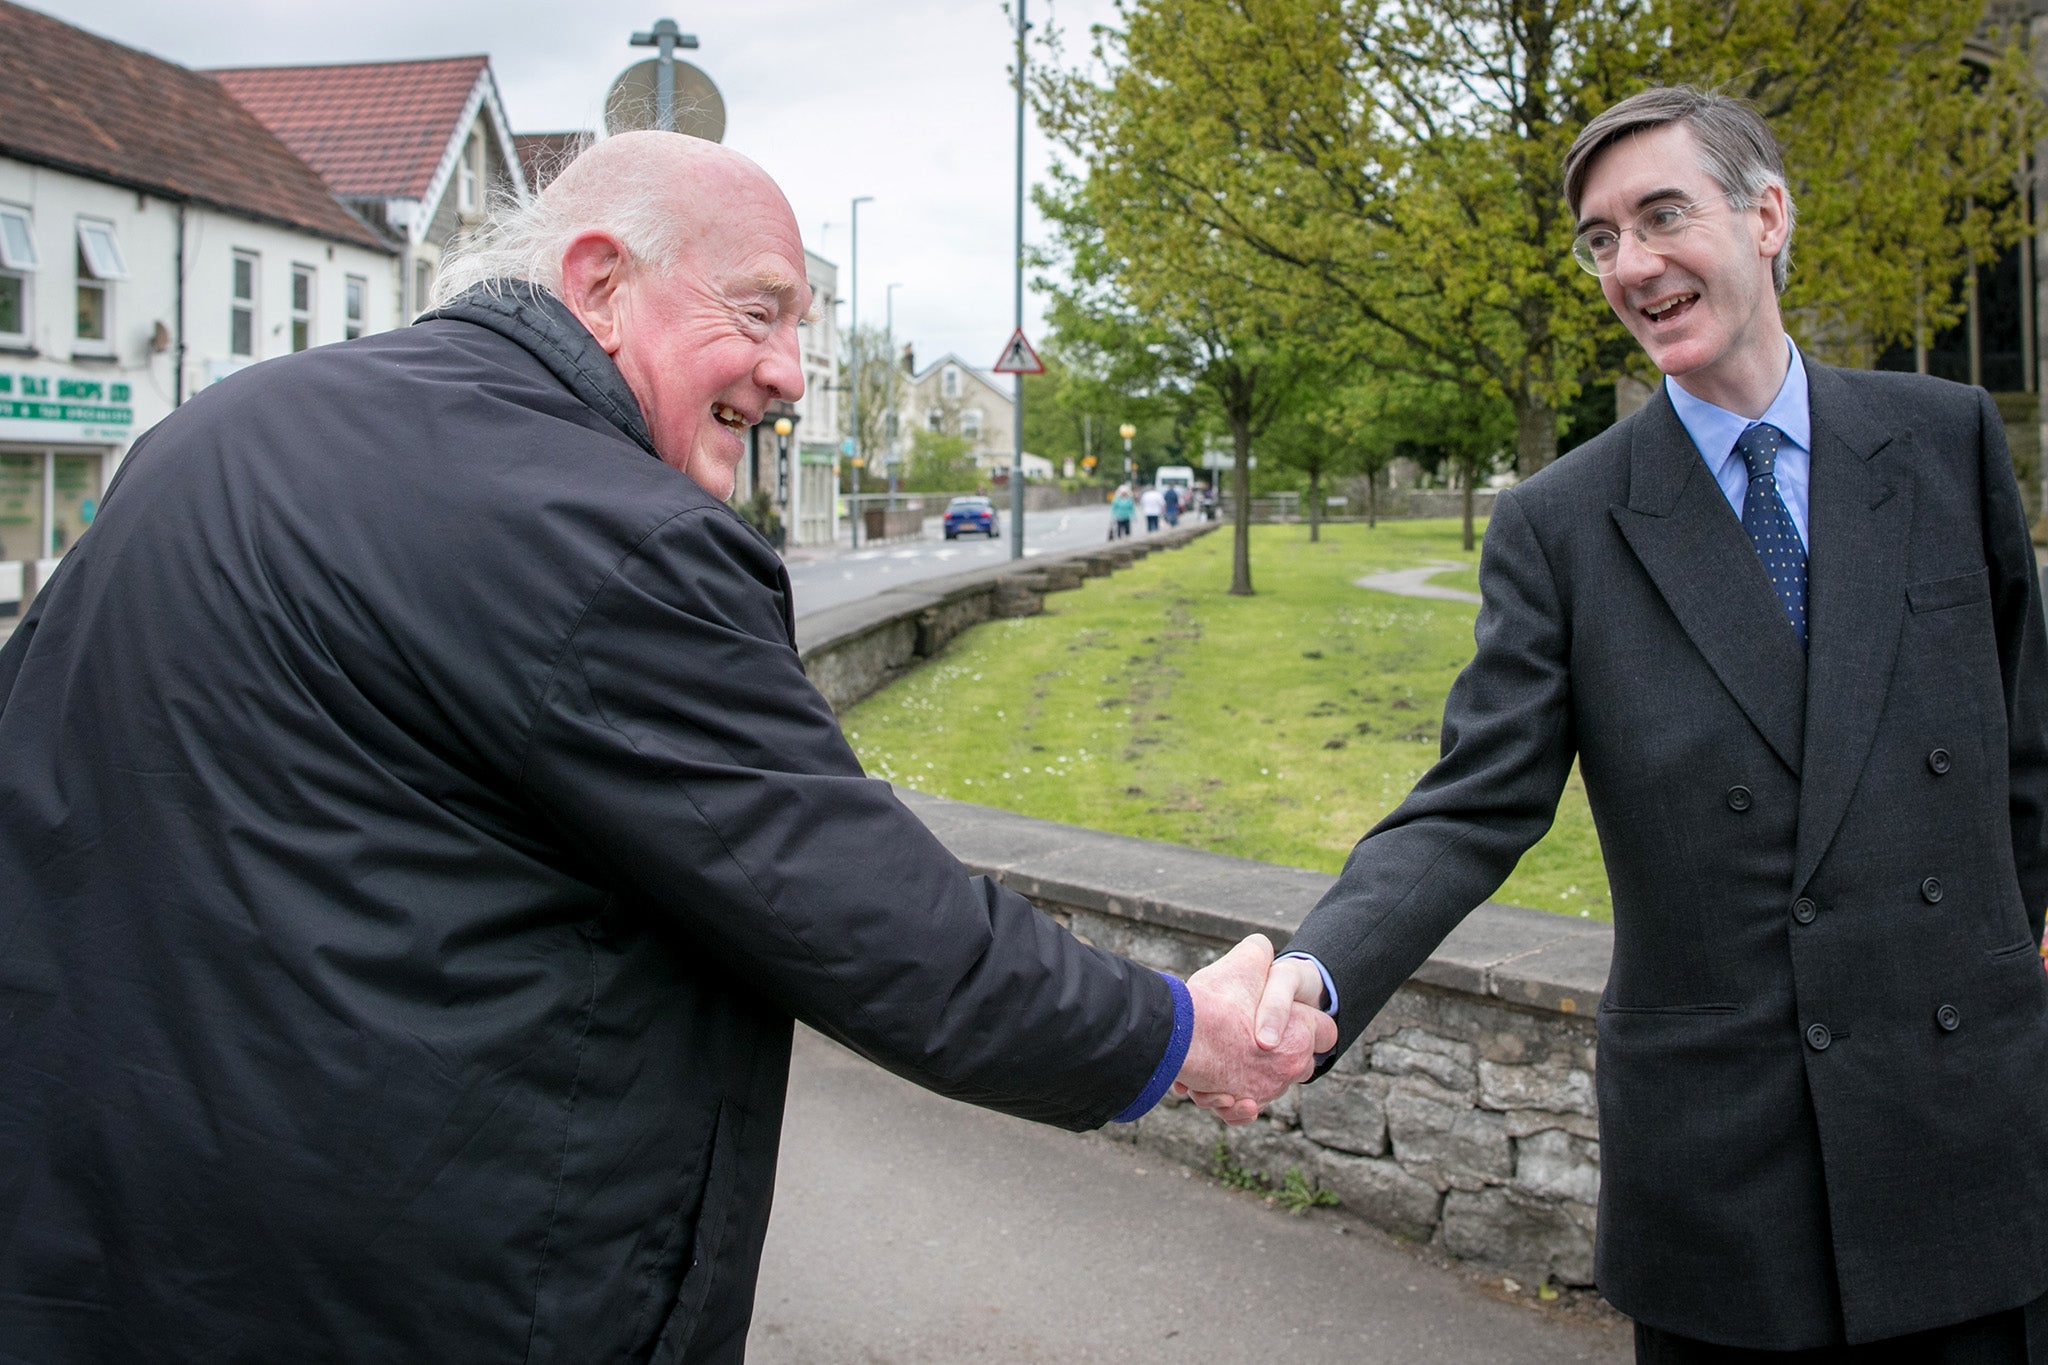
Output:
[1664,337,1811,462]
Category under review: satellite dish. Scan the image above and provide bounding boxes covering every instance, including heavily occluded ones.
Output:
[604,58,726,142]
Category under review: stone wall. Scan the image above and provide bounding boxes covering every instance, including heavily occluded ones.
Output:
[895,789,1611,1290]
[794,518,1612,1288]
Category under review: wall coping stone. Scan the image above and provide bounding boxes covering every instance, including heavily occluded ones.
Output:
[898,789,1611,1017]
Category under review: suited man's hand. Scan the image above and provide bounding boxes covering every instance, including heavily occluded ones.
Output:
[1172,934,1336,1124]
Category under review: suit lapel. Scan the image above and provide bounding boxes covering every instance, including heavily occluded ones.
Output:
[1792,364,1911,891]
[1611,389,1808,776]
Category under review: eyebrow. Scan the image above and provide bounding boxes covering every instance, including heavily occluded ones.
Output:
[747,270,816,323]
[1575,186,1692,235]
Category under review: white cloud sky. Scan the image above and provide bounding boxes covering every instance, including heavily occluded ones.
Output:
[34,0,1126,367]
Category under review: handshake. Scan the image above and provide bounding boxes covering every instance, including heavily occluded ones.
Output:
[1171,935,1336,1125]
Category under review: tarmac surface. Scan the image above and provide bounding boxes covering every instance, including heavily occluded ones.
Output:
[747,1028,1632,1364]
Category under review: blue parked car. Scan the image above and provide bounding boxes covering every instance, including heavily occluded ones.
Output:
[943,496,998,539]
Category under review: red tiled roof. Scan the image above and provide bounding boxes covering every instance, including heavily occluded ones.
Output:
[512,132,591,195]
[0,2,388,250]
[211,56,489,203]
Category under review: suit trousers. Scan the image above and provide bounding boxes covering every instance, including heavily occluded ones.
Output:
[1635,1289,2048,1364]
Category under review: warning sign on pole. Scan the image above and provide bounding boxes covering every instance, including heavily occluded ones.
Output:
[991,328,1045,375]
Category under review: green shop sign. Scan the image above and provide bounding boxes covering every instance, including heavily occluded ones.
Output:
[0,370,134,444]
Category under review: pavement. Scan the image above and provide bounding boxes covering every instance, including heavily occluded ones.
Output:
[748,1028,1631,1364]
[1355,559,1483,606]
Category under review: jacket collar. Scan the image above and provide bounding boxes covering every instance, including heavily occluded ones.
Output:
[419,282,658,459]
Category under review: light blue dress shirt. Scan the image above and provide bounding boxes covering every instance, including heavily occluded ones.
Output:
[1287,337,1815,1044]
[1664,337,1812,550]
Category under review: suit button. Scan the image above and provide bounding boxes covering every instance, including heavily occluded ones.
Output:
[1727,785,1753,812]
[1805,1023,1832,1051]
[1928,748,1952,775]
[1936,1004,1961,1032]
[1921,877,1944,904]
[1792,897,1817,925]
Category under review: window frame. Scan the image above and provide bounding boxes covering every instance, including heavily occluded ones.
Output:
[72,218,124,355]
[230,250,259,359]
[344,273,366,340]
[0,206,33,347]
[290,264,315,352]
[941,366,960,398]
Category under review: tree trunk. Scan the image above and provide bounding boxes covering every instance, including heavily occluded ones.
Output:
[1460,453,1477,552]
[1367,464,1378,528]
[1513,395,1558,479]
[1230,417,1254,596]
[1307,464,1322,543]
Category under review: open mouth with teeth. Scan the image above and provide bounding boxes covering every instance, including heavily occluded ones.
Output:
[713,403,751,432]
[1641,292,1698,324]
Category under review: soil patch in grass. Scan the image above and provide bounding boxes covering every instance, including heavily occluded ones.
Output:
[843,520,1611,921]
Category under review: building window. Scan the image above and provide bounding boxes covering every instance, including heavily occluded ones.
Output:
[0,206,37,345]
[961,408,983,440]
[344,274,366,340]
[74,219,126,352]
[414,260,432,314]
[927,408,944,433]
[231,251,258,358]
[290,266,315,351]
[941,366,960,398]
[458,135,481,215]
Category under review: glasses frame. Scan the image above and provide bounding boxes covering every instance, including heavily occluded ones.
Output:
[1570,190,1747,277]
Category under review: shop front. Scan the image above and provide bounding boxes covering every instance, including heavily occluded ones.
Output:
[0,365,134,620]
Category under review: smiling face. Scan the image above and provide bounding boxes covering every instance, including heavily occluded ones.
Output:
[1576,123,1789,415]
[607,173,810,496]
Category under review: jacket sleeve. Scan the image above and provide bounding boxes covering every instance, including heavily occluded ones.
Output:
[1977,388,2048,937]
[1285,487,1579,1061]
[516,504,1174,1130]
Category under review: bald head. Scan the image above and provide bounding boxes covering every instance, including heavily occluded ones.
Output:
[537,134,791,283]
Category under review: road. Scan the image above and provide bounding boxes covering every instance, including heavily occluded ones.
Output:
[785,505,1155,618]
[747,1028,1631,1364]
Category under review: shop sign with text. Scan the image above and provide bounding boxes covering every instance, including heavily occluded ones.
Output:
[0,369,134,443]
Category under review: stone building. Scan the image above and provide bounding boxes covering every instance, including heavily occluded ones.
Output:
[898,351,1050,481]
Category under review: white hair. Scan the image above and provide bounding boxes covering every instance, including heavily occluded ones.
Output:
[429,141,686,309]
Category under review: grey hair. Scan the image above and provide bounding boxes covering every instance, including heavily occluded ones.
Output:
[1563,86,1795,294]
[429,139,683,308]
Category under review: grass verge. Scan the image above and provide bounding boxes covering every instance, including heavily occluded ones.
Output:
[842,519,1611,920]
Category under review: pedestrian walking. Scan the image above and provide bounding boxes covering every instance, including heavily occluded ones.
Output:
[1110,485,1134,539]
[1139,484,1165,532]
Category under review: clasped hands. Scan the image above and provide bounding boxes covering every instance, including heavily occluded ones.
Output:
[1171,934,1335,1125]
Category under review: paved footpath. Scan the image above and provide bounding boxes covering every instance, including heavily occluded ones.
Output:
[748,1028,1630,1364]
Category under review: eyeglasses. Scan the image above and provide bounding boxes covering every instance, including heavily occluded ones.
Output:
[1570,191,1746,276]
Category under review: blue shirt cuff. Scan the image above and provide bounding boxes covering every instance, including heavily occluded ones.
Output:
[1110,972,1193,1123]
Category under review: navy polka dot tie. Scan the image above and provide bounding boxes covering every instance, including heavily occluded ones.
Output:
[1736,421,1806,648]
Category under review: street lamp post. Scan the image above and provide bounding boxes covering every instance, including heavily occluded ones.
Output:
[773,416,793,546]
[1119,422,1137,487]
[848,194,874,550]
[884,282,901,502]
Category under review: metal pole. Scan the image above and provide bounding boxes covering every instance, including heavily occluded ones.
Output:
[630,19,698,133]
[885,283,901,503]
[849,195,873,549]
[1010,0,1027,557]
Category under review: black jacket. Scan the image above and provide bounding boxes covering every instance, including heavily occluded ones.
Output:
[0,286,1173,1363]
[1289,364,2048,1347]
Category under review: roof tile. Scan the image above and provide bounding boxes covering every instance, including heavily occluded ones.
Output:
[0,1,389,251]
[212,56,489,202]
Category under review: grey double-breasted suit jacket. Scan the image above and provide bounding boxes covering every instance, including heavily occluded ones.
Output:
[1287,361,2048,1349]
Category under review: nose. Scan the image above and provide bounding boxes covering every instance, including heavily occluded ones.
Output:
[1610,229,1665,288]
[760,327,804,401]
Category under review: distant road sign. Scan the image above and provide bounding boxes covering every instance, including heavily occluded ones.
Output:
[605,58,725,141]
[991,328,1044,375]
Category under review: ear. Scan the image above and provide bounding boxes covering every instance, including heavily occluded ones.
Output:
[1752,183,1790,260]
[557,230,630,356]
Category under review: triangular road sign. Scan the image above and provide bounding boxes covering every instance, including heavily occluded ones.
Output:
[991,327,1045,375]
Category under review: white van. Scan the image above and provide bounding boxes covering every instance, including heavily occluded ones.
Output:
[1154,465,1195,495]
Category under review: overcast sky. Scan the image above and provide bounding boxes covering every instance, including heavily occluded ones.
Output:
[35,0,1124,368]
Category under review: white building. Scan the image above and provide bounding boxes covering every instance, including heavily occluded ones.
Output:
[733,247,839,547]
[0,3,397,619]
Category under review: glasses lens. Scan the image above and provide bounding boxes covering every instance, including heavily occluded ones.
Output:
[1571,234,1613,276]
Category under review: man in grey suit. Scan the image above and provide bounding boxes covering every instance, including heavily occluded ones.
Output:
[1208,87,2048,1358]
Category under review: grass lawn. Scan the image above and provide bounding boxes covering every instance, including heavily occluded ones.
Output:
[842,519,1612,921]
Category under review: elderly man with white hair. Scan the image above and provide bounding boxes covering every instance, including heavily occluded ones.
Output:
[0,133,1329,1363]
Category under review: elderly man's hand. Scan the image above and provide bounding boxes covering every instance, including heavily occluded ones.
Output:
[1171,934,1336,1125]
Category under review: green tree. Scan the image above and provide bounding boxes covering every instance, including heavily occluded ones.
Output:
[1036,0,2036,478]
[897,429,979,494]
[838,323,898,490]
